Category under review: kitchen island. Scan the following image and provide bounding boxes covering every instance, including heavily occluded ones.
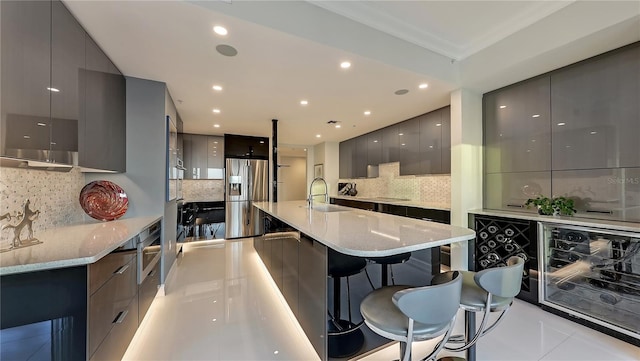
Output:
[253,200,475,360]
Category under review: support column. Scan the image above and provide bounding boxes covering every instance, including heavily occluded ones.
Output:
[449,89,483,271]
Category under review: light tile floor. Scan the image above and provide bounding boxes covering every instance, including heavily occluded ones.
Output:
[123,238,640,361]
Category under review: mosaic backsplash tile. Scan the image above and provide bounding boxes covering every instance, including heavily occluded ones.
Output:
[0,167,86,242]
[182,179,224,202]
[339,162,451,205]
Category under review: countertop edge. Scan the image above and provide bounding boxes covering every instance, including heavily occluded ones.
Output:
[469,209,640,233]
[0,215,162,276]
[330,195,451,211]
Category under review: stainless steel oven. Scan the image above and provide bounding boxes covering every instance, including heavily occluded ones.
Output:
[138,221,161,284]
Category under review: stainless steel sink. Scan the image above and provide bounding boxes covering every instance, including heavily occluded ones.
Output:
[299,204,348,213]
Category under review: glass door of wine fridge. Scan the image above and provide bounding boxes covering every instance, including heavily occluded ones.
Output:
[539,223,640,341]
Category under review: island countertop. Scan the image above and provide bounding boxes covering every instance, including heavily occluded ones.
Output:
[0,215,162,276]
[253,201,475,257]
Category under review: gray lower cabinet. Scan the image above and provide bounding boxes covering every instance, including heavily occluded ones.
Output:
[0,0,52,162]
[551,43,640,170]
[255,224,327,360]
[138,261,160,324]
[88,251,137,360]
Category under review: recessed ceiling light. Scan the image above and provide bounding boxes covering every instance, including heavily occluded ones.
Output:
[214,141,218,144]
[23,135,30,139]
[364,111,371,116]
[213,108,221,113]
[304,148,307,151]
[213,26,227,36]
[419,83,428,89]
[398,133,404,136]
[401,143,406,146]
[213,124,220,128]
[394,89,409,95]
[436,123,441,127]
[499,105,507,109]
[37,122,46,127]
[300,100,308,105]
[47,87,60,92]
[557,122,566,126]
[340,61,351,69]
[373,140,378,143]
[216,44,238,57]
[316,134,321,138]
[532,114,540,118]
[590,131,597,135]
[335,125,341,128]
[212,85,223,91]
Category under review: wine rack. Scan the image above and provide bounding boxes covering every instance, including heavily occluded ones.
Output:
[473,215,538,304]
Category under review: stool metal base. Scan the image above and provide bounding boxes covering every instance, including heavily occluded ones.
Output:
[328,319,364,358]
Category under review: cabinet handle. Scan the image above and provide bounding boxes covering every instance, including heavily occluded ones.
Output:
[586,209,613,215]
[114,310,129,324]
[114,264,130,275]
[506,204,524,208]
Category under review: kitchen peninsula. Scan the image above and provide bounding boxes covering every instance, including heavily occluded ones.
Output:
[252,200,475,360]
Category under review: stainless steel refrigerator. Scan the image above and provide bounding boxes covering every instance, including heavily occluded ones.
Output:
[225,158,268,239]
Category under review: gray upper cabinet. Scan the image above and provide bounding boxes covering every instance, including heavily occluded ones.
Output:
[339,138,354,179]
[484,76,551,174]
[183,134,224,179]
[551,44,640,170]
[354,135,368,178]
[81,35,126,172]
[441,107,451,174]
[50,0,82,165]
[398,116,420,175]
[382,124,399,164]
[1,0,52,162]
[419,110,442,174]
[367,130,383,177]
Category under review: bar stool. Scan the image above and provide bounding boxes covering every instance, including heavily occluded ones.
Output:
[432,256,524,360]
[360,271,462,361]
[367,252,412,287]
[327,248,367,358]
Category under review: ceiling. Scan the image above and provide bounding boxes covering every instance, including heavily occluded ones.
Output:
[64,1,640,146]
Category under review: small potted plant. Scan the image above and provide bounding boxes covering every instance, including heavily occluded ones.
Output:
[525,195,577,216]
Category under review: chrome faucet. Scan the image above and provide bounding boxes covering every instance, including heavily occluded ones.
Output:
[308,177,329,208]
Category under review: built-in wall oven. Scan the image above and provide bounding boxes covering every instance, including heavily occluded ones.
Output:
[138,221,161,285]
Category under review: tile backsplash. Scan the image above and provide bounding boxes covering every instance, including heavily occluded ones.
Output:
[339,162,451,205]
[182,179,224,202]
[0,167,86,237]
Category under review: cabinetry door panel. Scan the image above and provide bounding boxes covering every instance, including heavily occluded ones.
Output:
[298,235,327,360]
[82,36,109,170]
[367,130,383,177]
[50,0,83,165]
[1,0,52,161]
[551,45,640,170]
[419,111,442,174]
[88,257,136,356]
[353,136,368,178]
[484,171,551,212]
[106,63,126,172]
[207,136,224,178]
[138,262,160,323]
[89,295,138,361]
[382,124,399,164]
[88,251,136,295]
[182,134,194,179]
[441,107,451,174]
[191,135,208,179]
[398,117,421,175]
[552,167,640,222]
[339,139,354,179]
[484,76,551,173]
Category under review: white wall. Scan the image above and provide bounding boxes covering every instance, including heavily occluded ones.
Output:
[279,156,307,201]
[449,89,483,270]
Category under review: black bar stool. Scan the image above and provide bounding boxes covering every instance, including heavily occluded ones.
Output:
[367,252,412,287]
[327,248,367,358]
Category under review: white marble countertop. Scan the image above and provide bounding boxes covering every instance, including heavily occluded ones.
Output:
[253,201,474,257]
[330,195,451,211]
[470,209,640,233]
[0,215,162,276]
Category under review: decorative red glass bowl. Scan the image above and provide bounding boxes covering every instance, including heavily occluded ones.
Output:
[79,180,128,221]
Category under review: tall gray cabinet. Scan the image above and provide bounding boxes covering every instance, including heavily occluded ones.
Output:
[484,42,640,222]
